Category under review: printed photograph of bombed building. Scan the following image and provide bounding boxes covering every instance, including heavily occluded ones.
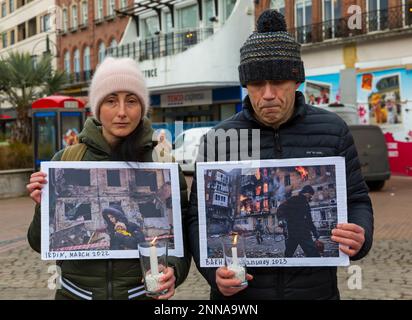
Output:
[203,164,341,261]
[47,167,174,253]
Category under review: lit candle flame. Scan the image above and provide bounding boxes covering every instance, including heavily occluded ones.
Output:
[150,237,158,245]
[233,234,238,245]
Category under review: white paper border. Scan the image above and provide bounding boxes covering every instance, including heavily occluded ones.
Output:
[40,161,183,260]
[197,157,349,267]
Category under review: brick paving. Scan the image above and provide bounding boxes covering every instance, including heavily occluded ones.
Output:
[1,176,411,300]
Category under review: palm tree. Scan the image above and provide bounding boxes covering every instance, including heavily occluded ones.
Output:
[0,52,68,144]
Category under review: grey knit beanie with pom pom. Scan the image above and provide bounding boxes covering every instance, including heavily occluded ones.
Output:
[238,9,305,87]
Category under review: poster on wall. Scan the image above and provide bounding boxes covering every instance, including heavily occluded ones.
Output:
[300,73,341,106]
[357,67,412,176]
[196,157,349,267]
[360,72,402,125]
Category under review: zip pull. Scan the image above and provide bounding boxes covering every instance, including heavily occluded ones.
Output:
[274,130,282,156]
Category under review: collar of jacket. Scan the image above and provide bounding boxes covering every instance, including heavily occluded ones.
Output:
[77,117,154,159]
[242,90,307,129]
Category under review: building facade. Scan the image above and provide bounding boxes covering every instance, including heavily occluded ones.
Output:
[56,0,133,98]
[204,169,232,235]
[0,0,58,110]
[108,0,254,130]
[256,0,412,176]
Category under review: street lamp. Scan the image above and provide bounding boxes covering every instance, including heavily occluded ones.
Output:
[30,34,59,62]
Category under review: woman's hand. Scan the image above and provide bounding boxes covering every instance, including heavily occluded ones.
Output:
[26,172,47,204]
[154,267,176,300]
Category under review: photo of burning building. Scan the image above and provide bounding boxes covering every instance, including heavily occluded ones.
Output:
[204,165,340,259]
[48,167,173,252]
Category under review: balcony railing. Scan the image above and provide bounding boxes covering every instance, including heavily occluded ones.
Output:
[289,5,412,45]
[69,70,94,84]
[107,27,214,62]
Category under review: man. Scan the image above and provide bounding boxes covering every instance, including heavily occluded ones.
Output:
[186,9,373,300]
[276,185,320,258]
[255,219,264,245]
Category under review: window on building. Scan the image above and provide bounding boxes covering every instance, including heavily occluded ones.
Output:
[41,14,51,32]
[270,0,285,16]
[368,0,388,31]
[17,22,26,41]
[64,203,92,221]
[27,17,37,37]
[204,0,214,26]
[407,0,412,26]
[295,0,312,43]
[65,203,92,221]
[9,0,13,13]
[177,4,198,30]
[323,0,342,39]
[109,38,117,56]
[64,51,71,74]
[120,0,127,9]
[72,5,78,29]
[63,169,91,186]
[107,169,121,187]
[135,170,157,191]
[107,0,115,16]
[10,29,14,45]
[82,1,88,25]
[1,2,6,17]
[98,41,106,63]
[74,49,80,77]
[1,32,7,48]
[63,8,68,32]
[223,0,236,20]
[96,0,103,20]
[83,46,91,79]
[142,15,159,38]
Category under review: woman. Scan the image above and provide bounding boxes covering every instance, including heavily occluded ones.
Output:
[26,57,190,300]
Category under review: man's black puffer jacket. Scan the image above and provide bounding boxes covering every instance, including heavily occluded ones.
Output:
[186,91,374,300]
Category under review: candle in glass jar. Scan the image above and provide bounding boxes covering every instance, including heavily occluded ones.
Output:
[231,246,239,266]
[150,238,159,276]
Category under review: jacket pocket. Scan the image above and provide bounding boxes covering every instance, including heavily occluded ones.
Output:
[60,276,93,300]
[127,284,146,300]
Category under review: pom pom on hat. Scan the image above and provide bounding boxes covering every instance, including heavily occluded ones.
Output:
[256,9,287,33]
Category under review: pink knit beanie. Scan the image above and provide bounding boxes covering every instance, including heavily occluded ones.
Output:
[88,57,149,121]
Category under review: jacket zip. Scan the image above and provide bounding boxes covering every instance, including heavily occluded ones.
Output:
[273,130,282,158]
[273,129,284,298]
[107,260,113,300]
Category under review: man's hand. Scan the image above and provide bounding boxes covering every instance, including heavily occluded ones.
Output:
[331,223,365,257]
[154,267,175,300]
[216,267,253,297]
